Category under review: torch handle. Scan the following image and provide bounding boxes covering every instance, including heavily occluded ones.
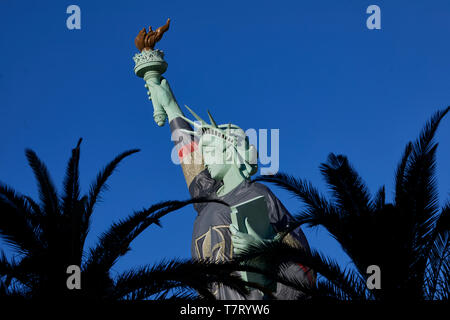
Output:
[144,71,167,127]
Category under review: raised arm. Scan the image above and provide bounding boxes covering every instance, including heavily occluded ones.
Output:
[133,19,219,204]
[146,78,214,193]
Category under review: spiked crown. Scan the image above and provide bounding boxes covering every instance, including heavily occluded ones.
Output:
[179,106,258,177]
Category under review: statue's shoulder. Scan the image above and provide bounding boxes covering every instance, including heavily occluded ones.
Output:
[247,180,274,196]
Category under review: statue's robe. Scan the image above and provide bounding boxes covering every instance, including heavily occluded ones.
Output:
[170,117,314,299]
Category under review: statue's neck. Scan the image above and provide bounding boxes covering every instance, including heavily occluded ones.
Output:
[216,166,246,197]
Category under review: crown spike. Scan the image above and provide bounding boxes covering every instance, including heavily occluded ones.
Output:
[184,105,206,125]
[207,110,218,128]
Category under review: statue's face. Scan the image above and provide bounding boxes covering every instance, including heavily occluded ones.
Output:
[200,135,233,181]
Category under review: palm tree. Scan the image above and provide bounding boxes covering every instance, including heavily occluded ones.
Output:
[251,107,449,300]
[0,139,265,300]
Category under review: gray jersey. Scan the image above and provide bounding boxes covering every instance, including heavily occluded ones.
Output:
[189,170,314,300]
[169,117,314,299]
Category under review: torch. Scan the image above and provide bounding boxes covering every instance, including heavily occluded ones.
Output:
[133,18,171,126]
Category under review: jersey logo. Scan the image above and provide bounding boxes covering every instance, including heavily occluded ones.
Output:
[195,225,232,261]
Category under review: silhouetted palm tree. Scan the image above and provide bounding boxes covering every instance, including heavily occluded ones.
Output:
[251,107,449,300]
[0,140,265,300]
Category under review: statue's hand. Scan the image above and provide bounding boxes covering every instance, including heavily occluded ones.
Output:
[147,78,182,122]
[230,219,278,292]
[230,218,266,256]
[147,78,172,107]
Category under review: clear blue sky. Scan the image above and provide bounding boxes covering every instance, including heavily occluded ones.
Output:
[1,0,449,277]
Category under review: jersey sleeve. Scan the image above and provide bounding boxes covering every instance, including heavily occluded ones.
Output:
[169,117,206,188]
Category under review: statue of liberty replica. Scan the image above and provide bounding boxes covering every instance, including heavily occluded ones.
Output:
[132,19,314,299]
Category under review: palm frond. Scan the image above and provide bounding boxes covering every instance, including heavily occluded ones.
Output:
[60,139,85,263]
[125,285,199,300]
[425,231,449,300]
[156,288,199,300]
[0,250,35,290]
[437,255,450,299]
[424,202,450,299]
[0,250,15,286]
[22,196,43,229]
[398,107,449,290]
[84,197,228,275]
[320,154,372,217]
[435,201,450,234]
[0,184,42,254]
[312,277,369,301]
[25,149,60,219]
[252,173,356,260]
[0,277,27,298]
[85,149,140,219]
[403,107,449,231]
[113,259,257,300]
[234,239,368,300]
[81,149,140,246]
[61,138,82,218]
[394,142,413,205]
[372,186,385,211]
[252,173,340,230]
